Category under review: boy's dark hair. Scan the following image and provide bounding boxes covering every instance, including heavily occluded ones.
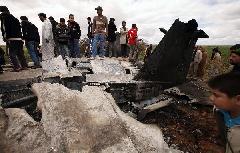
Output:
[60,18,65,22]
[208,73,240,97]
[38,13,46,18]
[132,24,136,28]
[48,16,54,21]
[20,16,28,21]
[69,14,74,18]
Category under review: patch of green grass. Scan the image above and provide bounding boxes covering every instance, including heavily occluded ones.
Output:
[202,45,231,66]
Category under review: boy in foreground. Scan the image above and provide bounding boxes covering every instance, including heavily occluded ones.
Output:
[208,73,240,153]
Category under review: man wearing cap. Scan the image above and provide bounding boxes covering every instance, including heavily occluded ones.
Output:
[92,6,108,59]
[38,13,55,61]
[0,6,28,72]
[229,44,240,73]
[20,16,41,68]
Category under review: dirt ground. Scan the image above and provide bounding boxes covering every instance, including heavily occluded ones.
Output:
[142,103,225,153]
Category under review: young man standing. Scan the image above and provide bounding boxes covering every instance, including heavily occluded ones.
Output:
[92,6,108,59]
[56,18,70,59]
[128,24,138,63]
[120,21,128,58]
[107,18,117,57]
[48,16,59,57]
[38,13,55,61]
[0,6,28,72]
[87,17,93,57]
[20,16,41,68]
[68,14,81,58]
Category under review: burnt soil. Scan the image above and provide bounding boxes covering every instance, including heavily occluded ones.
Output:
[142,103,225,153]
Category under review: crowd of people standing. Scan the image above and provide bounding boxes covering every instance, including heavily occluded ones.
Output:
[0,5,140,73]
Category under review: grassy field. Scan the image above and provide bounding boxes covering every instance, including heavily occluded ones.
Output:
[202,45,231,66]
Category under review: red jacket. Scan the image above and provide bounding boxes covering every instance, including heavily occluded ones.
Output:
[127,28,137,45]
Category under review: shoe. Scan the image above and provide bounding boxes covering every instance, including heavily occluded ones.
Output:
[21,67,28,70]
[11,68,21,72]
[32,65,42,69]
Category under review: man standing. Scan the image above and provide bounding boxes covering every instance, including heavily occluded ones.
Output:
[38,13,55,61]
[229,44,240,73]
[189,46,203,77]
[120,21,128,58]
[128,24,138,63]
[0,6,28,72]
[87,17,93,57]
[49,16,59,56]
[107,18,117,57]
[68,14,81,58]
[92,6,108,59]
[56,18,70,59]
[20,16,41,68]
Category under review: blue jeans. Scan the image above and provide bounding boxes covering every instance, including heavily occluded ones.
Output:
[58,43,69,59]
[92,34,106,57]
[69,39,80,58]
[26,41,40,66]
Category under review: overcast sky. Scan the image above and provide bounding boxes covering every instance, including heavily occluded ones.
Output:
[0,0,240,45]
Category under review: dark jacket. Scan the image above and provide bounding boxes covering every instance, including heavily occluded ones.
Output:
[87,22,93,39]
[68,21,81,40]
[231,65,240,73]
[21,20,40,42]
[56,23,70,44]
[49,19,58,38]
[107,22,117,42]
[0,12,22,40]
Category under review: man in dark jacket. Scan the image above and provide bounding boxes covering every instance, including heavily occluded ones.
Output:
[229,44,240,73]
[49,16,59,56]
[68,14,81,58]
[0,6,28,72]
[56,18,70,59]
[87,17,93,57]
[107,18,117,57]
[20,16,40,68]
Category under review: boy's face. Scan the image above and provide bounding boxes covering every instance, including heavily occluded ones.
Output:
[69,16,74,22]
[209,89,236,111]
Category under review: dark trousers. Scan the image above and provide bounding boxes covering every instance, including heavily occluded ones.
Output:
[121,44,128,57]
[9,40,28,70]
[26,41,40,66]
[69,39,80,58]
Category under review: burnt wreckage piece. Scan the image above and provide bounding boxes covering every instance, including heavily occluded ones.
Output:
[135,19,208,84]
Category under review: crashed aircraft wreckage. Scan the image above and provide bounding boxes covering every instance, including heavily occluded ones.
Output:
[0,19,208,152]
